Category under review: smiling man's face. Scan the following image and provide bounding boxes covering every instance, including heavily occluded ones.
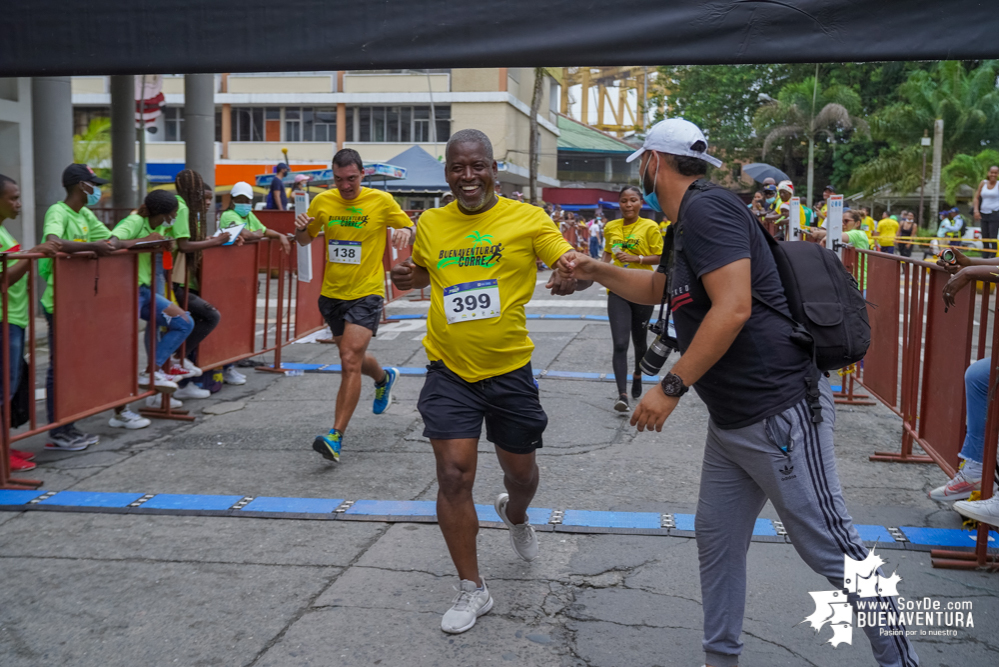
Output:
[446,140,498,215]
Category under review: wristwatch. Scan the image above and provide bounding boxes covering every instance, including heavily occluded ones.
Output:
[660,372,689,398]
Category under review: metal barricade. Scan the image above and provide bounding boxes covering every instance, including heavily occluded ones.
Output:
[1,249,161,490]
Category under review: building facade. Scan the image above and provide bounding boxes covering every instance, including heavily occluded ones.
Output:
[70,69,561,194]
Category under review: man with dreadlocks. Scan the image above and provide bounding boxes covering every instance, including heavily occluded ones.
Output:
[168,169,229,401]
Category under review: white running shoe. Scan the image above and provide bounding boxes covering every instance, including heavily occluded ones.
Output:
[223,367,247,385]
[145,394,182,410]
[495,492,539,561]
[109,409,151,430]
[45,431,90,451]
[174,383,210,400]
[178,358,203,378]
[138,371,179,394]
[928,466,982,501]
[441,579,493,634]
[953,495,999,526]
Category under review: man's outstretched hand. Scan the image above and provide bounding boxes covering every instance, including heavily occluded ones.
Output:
[391,257,417,291]
[548,252,594,295]
[556,251,600,282]
[631,384,679,433]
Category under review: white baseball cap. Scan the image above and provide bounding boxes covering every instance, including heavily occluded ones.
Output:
[777,180,794,194]
[230,181,253,199]
[626,118,723,168]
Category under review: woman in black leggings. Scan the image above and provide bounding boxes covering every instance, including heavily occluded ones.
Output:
[602,186,664,412]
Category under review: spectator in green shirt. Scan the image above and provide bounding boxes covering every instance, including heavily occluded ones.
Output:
[0,174,60,470]
[220,181,291,254]
[39,164,126,451]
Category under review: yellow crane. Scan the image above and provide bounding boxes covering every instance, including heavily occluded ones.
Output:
[560,67,663,136]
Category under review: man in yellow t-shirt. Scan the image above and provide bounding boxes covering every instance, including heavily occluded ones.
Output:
[876,213,900,254]
[293,149,415,462]
[390,129,586,635]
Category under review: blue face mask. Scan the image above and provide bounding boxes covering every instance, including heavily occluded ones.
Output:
[234,203,252,217]
[85,185,102,208]
[641,154,663,213]
[765,196,776,205]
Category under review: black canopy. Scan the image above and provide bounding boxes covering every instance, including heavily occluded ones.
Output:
[5,1,997,77]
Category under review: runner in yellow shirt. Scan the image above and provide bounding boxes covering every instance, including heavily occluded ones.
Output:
[877,213,900,254]
[293,149,415,462]
[390,129,587,635]
[602,186,663,411]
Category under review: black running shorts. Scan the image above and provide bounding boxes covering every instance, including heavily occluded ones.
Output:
[418,360,547,454]
[317,294,383,337]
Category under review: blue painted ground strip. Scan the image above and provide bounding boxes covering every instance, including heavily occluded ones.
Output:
[900,526,998,547]
[39,491,145,508]
[345,499,437,516]
[562,510,660,529]
[242,497,344,514]
[139,494,244,511]
[1,490,992,548]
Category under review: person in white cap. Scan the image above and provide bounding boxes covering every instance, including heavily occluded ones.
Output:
[765,180,805,234]
[558,119,918,667]
[220,182,291,255]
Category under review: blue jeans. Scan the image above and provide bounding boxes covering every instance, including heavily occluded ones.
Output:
[0,323,24,404]
[44,310,73,436]
[961,358,990,464]
[589,236,601,258]
[138,285,194,369]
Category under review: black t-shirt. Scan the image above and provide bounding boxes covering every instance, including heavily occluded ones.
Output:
[661,182,811,429]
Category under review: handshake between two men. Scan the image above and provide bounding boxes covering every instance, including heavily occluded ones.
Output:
[389,248,682,433]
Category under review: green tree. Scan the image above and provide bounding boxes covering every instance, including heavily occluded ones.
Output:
[942,149,999,204]
[650,64,804,160]
[73,117,111,179]
[851,60,999,196]
[755,73,869,206]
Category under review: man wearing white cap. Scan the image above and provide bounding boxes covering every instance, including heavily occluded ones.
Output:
[559,119,918,667]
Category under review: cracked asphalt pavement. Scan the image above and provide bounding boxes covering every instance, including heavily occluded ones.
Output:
[2,282,997,666]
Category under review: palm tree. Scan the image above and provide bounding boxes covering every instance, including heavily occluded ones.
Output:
[73,117,112,177]
[850,60,999,196]
[528,67,547,205]
[942,149,999,204]
[755,70,868,206]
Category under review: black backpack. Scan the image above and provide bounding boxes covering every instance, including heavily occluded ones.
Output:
[676,181,871,422]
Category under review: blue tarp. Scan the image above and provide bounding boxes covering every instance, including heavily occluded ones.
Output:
[383,146,448,193]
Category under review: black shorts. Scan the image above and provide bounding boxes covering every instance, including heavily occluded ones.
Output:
[418,360,547,454]
[318,294,383,337]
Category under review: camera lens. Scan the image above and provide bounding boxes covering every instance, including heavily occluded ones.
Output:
[639,335,673,377]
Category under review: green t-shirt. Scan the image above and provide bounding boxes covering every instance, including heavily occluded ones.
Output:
[171,195,193,241]
[112,213,175,287]
[0,225,29,328]
[844,229,870,290]
[219,209,266,233]
[39,202,113,314]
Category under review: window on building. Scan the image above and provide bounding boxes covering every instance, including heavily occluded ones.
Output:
[313,108,336,142]
[164,106,184,142]
[232,107,264,141]
[353,105,450,143]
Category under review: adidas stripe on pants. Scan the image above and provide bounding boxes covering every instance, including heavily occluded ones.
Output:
[696,379,919,667]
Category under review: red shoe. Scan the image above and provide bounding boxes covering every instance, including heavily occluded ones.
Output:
[11,448,35,461]
[10,455,36,472]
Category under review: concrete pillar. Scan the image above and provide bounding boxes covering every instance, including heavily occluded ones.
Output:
[110,75,136,210]
[929,118,944,223]
[31,77,73,243]
[0,78,36,246]
[184,74,216,229]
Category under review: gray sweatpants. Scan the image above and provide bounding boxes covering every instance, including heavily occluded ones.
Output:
[697,379,919,667]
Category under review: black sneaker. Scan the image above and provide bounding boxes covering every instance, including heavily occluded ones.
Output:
[614,395,629,412]
[632,374,643,399]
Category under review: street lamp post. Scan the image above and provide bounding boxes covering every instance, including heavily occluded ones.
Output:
[918,131,931,228]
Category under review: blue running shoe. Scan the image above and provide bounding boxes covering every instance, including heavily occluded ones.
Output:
[312,429,342,462]
[373,367,399,415]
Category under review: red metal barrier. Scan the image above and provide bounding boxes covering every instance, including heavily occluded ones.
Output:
[1,250,159,490]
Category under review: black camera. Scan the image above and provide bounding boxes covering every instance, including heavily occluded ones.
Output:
[640,317,678,377]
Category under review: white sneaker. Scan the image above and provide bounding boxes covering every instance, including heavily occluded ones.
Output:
[109,409,151,430]
[174,383,210,400]
[145,394,182,409]
[178,358,203,378]
[929,465,982,501]
[138,371,179,394]
[954,495,999,526]
[614,397,629,413]
[223,367,246,385]
[495,493,539,561]
[441,579,493,634]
